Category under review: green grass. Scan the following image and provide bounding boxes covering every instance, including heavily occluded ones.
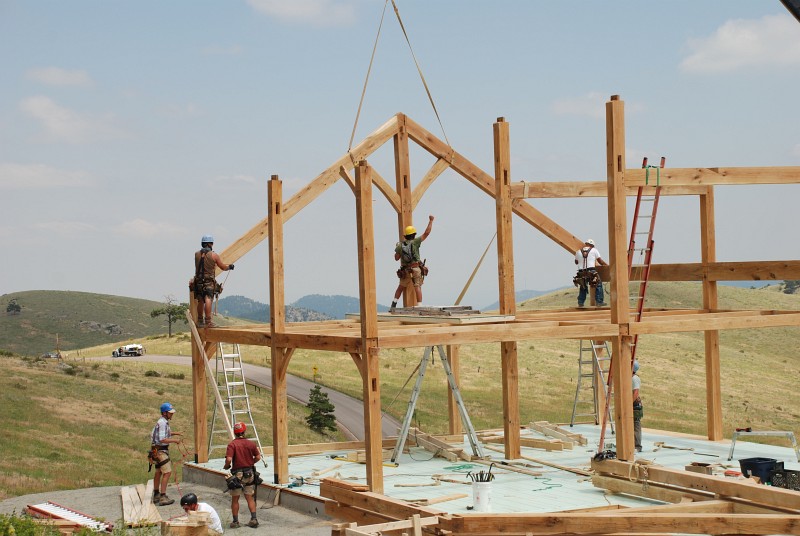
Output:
[0,290,257,357]
[0,356,345,500]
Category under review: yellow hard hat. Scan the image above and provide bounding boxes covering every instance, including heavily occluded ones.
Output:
[404,225,416,236]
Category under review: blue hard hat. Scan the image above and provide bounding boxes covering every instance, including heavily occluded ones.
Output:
[633,360,640,373]
[201,234,214,244]
[160,402,175,413]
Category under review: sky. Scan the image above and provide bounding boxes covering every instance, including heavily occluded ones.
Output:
[2,1,799,310]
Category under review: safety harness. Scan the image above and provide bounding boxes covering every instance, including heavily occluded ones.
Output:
[573,247,601,289]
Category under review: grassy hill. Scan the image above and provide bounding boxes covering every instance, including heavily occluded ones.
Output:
[0,290,253,357]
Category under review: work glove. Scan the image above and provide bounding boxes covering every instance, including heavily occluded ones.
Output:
[223,463,231,470]
[228,264,235,270]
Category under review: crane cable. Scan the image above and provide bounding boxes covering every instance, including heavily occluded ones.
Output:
[348,0,451,154]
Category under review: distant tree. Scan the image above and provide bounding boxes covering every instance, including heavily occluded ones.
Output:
[6,299,21,315]
[150,296,189,337]
[305,384,337,435]
[783,280,800,295]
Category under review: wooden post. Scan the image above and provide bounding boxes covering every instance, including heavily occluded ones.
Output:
[606,96,634,460]
[701,186,723,440]
[268,175,290,484]
[394,114,416,307]
[355,161,384,493]
[494,117,521,459]
[446,345,462,435]
[189,290,208,463]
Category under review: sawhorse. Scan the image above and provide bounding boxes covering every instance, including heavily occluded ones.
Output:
[391,345,484,463]
[728,430,800,461]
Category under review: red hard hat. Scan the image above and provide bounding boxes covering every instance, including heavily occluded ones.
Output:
[233,422,247,434]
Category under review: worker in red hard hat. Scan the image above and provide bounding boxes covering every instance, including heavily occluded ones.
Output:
[390,215,435,311]
[224,422,263,528]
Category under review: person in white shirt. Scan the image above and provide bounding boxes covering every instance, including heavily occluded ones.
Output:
[181,493,224,535]
[574,238,607,307]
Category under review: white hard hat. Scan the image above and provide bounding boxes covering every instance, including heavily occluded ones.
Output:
[585,239,595,246]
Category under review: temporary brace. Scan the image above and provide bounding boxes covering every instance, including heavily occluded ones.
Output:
[597,157,664,452]
[571,339,613,427]
[391,345,484,463]
[208,342,266,465]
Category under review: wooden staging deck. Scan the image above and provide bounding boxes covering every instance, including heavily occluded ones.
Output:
[199,307,800,353]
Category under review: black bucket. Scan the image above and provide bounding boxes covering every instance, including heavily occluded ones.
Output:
[739,457,778,484]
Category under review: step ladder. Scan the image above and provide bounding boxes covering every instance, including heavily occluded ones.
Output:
[391,345,484,463]
[208,342,265,461]
[597,156,664,452]
[571,339,613,426]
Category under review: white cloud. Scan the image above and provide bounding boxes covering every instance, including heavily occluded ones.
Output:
[551,92,608,119]
[26,67,93,87]
[246,0,356,27]
[161,102,202,118]
[680,14,800,73]
[0,162,91,189]
[114,219,187,238]
[19,96,125,143]
[35,221,96,235]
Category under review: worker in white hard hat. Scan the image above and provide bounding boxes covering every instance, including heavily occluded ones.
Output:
[390,215,435,311]
[574,238,607,307]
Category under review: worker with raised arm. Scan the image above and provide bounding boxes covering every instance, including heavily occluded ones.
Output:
[193,234,234,327]
[390,215,434,311]
[574,238,607,307]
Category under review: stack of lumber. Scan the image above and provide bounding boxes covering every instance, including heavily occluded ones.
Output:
[120,479,162,527]
[408,428,470,462]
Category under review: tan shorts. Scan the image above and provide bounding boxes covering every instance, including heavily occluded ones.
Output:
[399,266,423,288]
[230,470,256,497]
[154,450,172,474]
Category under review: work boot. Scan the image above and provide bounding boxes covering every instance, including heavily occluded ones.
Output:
[157,494,175,506]
[247,519,259,528]
[152,490,159,503]
[229,521,241,529]
[205,321,217,328]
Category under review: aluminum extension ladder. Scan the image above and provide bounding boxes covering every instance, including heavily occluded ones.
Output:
[571,339,613,427]
[208,342,265,460]
[391,345,484,463]
[597,156,664,452]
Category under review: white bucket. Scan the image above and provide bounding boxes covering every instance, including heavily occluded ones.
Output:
[472,481,492,512]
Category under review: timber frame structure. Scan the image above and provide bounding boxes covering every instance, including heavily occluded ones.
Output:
[188,95,800,533]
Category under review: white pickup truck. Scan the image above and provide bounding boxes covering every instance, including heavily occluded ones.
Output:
[112,344,145,357]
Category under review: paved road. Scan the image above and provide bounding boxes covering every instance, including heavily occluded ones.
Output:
[103,354,402,440]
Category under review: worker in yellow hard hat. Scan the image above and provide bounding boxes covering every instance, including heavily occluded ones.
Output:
[391,215,434,311]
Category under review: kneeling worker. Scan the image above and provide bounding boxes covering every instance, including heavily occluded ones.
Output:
[180,493,223,535]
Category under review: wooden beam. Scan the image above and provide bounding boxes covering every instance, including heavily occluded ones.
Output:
[604,260,800,282]
[592,474,713,504]
[624,165,800,186]
[606,95,634,461]
[510,181,709,198]
[593,459,800,510]
[403,115,583,254]
[412,157,450,209]
[446,345,463,435]
[368,167,401,213]
[628,310,800,335]
[440,512,800,535]
[268,175,290,485]
[189,290,208,463]
[494,117,520,460]
[355,161,383,494]
[700,187,723,441]
[394,114,416,307]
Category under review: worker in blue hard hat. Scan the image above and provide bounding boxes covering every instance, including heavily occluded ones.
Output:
[150,402,183,505]
[192,234,234,328]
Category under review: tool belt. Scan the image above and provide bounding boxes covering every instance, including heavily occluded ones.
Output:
[573,268,600,288]
[633,400,644,420]
[148,446,170,472]
[397,262,428,279]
